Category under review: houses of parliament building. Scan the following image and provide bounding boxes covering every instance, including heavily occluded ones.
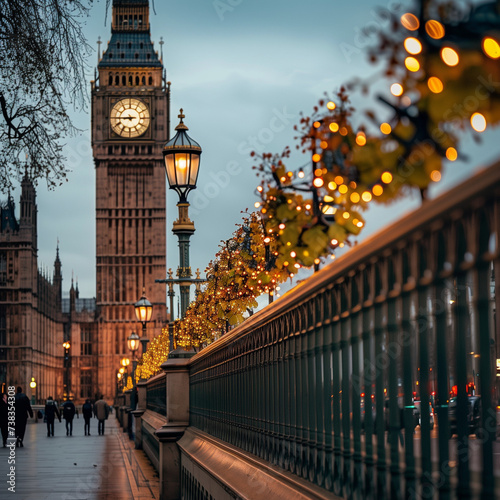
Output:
[0,0,169,403]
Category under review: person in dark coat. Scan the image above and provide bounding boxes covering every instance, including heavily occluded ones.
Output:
[62,399,76,436]
[15,387,33,447]
[0,392,8,447]
[94,396,109,435]
[82,399,93,436]
[44,396,61,437]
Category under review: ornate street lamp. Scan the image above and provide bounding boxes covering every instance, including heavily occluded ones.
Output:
[134,288,152,354]
[29,377,36,405]
[157,109,205,352]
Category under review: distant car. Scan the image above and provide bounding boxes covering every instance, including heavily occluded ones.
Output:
[449,396,481,437]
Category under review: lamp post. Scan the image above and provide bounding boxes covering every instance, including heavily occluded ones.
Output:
[134,288,153,355]
[29,377,36,405]
[156,109,205,351]
[62,341,71,401]
[127,332,140,410]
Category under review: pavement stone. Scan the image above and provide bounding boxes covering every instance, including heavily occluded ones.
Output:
[0,413,159,499]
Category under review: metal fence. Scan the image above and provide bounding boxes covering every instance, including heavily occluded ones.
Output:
[189,162,500,499]
[146,372,166,416]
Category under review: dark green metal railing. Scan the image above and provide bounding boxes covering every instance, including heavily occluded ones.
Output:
[189,162,500,499]
[146,372,166,416]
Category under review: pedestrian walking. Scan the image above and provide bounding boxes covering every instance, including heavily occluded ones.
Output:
[15,387,33,447]
[0,392,8,447]
[94,396,109,435]
[62,399,76,436]
[44,396,61,437]
[82,399,93,436]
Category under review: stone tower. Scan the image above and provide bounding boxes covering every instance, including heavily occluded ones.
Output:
[91,0,168,400]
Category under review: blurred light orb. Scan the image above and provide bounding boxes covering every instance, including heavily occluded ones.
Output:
[327,101,336,110]
[430,170,441,182]
[441,47,459,66]
[381,171,393,184]
[401,13,419,31]
[446,147,458,161]
[470,112,486,132]
[329,122,339,132]
[390,83,404,96]
[380,122,392,134]
[404,37,422,55]
[425,20,445,39]
[427,76,444,93]
[405,56,420,72]
[482,37,500,59]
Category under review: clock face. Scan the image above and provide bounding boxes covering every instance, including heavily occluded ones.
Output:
[110,98,150,138]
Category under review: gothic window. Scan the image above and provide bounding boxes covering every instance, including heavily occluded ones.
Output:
[142,76,146,85]
[0,254,6,285]
[115,75,119,85]
[148,76,153,85]
[117,42,120,49]
[128,75,132,85]
[80,329,92,356]
[122,75,126,85]
[140,42,144,49]
[108,53,113,59]
[147,53,151,60]
[135,53,139,59]
[135,76,139,85]
[108,75,113,85]
[80,370,92,399]
[128,42,132,49]
[121,53,125,59]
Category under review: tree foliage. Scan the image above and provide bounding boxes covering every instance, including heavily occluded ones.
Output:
[0,0,93,191]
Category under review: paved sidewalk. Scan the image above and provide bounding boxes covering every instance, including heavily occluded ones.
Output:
[0,414,159,499]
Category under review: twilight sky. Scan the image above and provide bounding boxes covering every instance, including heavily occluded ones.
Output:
[18,0,498,299]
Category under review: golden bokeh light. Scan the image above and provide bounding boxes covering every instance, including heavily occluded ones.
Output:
[430,170,441,182]
[381,171,393,184]
[441,47,459,66]
[334,176,344,185]
[482,37,500,59]
[427,76,444,93]
[405,56,421,72]
[425,20,445,39]
[373,185,384,196]
[380,122,392,134]
[470,112,486,132]
[328,181,337,190]
[404,37,422,55]
[329,122,339,132]
[446,147,458,161]
[327,101,336,110]
[313,121,321,128]
[362,191,372,202]
[312,153,321,162]
[401,13,419,31]
[355,132,367,146]
[350,192,360,203]
[338,184,348,194]
[313,177,324,188]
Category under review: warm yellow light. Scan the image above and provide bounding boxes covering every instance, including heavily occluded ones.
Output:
[405,56,420,72]
[313,177,324,188]
[401,13,419,31]
[425,20,445,39]
[428,76,444,93]
[329,123,339,132]
[339,127,348,136]
[279,223,286,230]
[312,153,321,162]
[264,237,271,243]
[328,181,337,190]
[355,133,366,146]
[290,251,296,258]
[305,204,311,210]
[446,147,458,161]
[323,195,334,202]
[430,170,441,182]
[380,122,392,134]
[350,192,360,203]
[361,191,372,202]
[314,258,320,265]
[298,169,305,178]
[342,212,350,220]
[357,221,364,228]
[331,238,338,245]
[381,171,393,184]
[320,140,328,149]
[471,112,487,132]
[338,184,348,194]
[313,121,321,128]
[254,202,261,208]
[441,47,459,66]
[483,37,500,59]
[327,101,336,110]
[373,185,384,196]
[404,37,422,55]
[334,176,344,185]
[390,83,404,97]
[314,168,322,177]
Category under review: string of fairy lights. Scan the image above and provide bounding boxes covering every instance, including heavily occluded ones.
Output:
[135,0,499,381]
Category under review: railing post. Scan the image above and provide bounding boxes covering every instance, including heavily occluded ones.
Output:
[155,348,195,500]
[131,379,148,449]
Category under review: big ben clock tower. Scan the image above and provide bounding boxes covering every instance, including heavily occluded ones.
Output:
[91,0,168,399]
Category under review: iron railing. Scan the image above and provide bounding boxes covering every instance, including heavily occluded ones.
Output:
[146,372,166,416]
[189,162,500,499]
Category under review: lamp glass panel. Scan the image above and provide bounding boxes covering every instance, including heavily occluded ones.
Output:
[165,155,177,187]
[189,155,200,185]
[174,153,189,185]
